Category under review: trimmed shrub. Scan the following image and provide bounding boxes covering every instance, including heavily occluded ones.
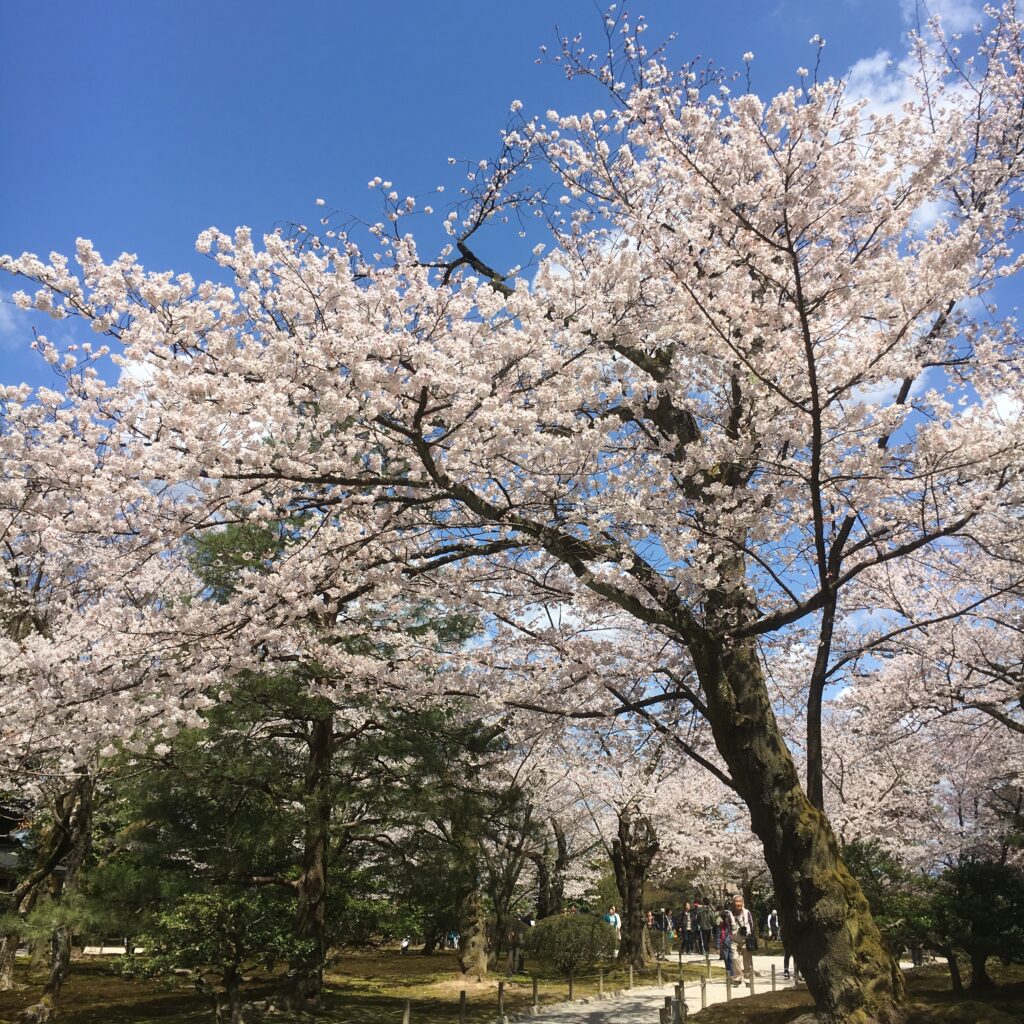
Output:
[524,914,616,976]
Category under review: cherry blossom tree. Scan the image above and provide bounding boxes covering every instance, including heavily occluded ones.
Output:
[4,6,1024,1021]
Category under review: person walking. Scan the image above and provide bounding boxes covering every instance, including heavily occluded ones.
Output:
[767,908,780,942]
[724,893,756,985]
[654,906,670,959]
[678,901,692,954]
[695,901,714,956]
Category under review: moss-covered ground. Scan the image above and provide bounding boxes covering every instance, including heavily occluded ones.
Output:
[0,950,718,1023]
[0,953,1020,1023]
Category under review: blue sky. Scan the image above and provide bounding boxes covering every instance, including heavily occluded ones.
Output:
[0,0,964,388]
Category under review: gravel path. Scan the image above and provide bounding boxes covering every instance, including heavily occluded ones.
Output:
[508,953,797,1022]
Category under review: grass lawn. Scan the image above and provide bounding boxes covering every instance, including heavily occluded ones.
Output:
[0,949,721,1023]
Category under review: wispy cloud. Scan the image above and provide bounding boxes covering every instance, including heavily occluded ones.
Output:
[899,0,981,34]
[0,291,30,351]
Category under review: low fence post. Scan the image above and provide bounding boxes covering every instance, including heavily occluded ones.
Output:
[771,964,776,992]
[628,964,633,989]
[700,976,707,1010]
[748,974,755,996]
[568,968,574,1001]
[497,980,504,1017]
[402,999,410,1024]
[598,968,604,997]
[532,975,538,1007]
[459,989,466,1023]
[726,974,733,1002]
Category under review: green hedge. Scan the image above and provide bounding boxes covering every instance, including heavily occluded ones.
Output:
[524,914,617,976]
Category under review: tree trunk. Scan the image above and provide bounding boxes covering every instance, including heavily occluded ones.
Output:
[610,805,659,971]
[421,927,438,956]
[284,714,334,1010]
[940,946,962,993]
[0,778,89,994]
[549,818,568,917]
[224,967,244,1024]
[531,846,553,920]
[457,883,488,977]
[28,936,47,971]
[0,933,18,990]
[968,950,994,992]
[38,928,71,1009]
[692,630,904,1024]
[23,775,94,1018]
[532,818,569,920]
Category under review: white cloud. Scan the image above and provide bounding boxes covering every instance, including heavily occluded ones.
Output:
[0,292,28,350]
[845,51,918,120]
[992,392,1023,422]
[900,0,981,34]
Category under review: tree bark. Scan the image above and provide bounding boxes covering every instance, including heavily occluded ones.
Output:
[549,818,568,917]
[531,847,552,920]
[940,946,962,993]
[457,883,488,977]
[692,629,905,1024]
[0,933,18,990]
[284,713,334,1010]
[0,780,86,993]
[531,817,570,920]
[224,966,244,1024]
[968,950,994,992]
[36,774,93,1007]
[610,805,659,971]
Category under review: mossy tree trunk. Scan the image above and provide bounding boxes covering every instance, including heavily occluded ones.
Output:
[611,805,659,972]
[691,626,905,1024]
[0,934,18,990]
[457,882,488,977]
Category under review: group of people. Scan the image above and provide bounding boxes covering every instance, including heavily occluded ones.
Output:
[634,895,792,987]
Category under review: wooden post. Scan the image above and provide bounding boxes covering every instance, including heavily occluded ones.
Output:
[726,974,732,1002]
[498,981,505,1016]
[532,975,538,1006]
[700,976,707,1010]
[748,974,755,996]
[459,990,467,1023]
[628,964,633,989]
[402,999,410,1024]
[598,968,604,997]
[568,968,574,1001]
[660,1008,669,1024]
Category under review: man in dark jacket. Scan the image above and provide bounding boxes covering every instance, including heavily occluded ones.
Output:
[695,901,715,955]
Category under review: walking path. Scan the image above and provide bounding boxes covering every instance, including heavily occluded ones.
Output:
[507,953,797,1022]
